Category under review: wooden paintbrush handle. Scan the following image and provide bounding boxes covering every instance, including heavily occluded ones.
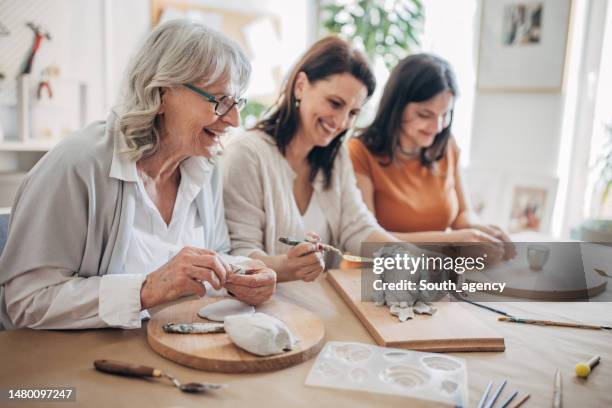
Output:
[498,317,602,330]
[94,359,162,378]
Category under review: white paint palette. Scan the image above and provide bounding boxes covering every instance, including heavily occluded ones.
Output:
[305,341,468,406]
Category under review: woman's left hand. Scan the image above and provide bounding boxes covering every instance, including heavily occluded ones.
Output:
[224,260,277,305]
[471,224,517,259]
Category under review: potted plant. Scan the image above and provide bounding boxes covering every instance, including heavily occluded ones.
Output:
[594,122,612,217]
[320,0,424,70]
[577,122,612,243]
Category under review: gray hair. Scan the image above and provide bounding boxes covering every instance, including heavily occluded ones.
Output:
[116,19,251,159]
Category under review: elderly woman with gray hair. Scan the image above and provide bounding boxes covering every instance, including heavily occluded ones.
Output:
[0,20,276,330]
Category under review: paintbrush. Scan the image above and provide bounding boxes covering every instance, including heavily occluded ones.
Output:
[476,381,493,408]
[553,369,562,408]
[483,379,507,408]
[499,316,612,331]
[511,394,530,408]
[453,292,612,331]
[499,390,518,408]
[278,237,374,263]
[451,293,512,316]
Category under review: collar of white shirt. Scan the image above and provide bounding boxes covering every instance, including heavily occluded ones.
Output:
[108,128,216,186]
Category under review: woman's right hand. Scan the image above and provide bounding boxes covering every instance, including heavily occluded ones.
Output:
[448,228,505,262]
[140,247,230,309]
[283,242,325,282]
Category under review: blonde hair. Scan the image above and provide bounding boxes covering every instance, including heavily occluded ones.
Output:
[116,19,251,159]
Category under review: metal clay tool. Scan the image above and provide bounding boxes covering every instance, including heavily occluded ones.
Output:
[278,236,374,263]
[162,322,225,334]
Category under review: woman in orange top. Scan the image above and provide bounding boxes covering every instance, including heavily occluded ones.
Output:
[349,54,514,259]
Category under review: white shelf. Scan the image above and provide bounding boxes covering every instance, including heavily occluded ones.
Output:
[0,140,58,152]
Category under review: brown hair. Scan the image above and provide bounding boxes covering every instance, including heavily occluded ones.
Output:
[358,54,458,167]
[255,36,375,189]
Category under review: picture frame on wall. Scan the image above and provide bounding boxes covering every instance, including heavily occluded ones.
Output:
[477,0,573,92]
[499,174,559,234]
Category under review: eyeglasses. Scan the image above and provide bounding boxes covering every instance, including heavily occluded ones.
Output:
[183,83,247,116]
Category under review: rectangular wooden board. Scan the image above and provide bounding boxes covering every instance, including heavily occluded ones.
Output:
[328,269,505,352]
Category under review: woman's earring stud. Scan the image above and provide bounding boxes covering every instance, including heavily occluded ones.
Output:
[295,99,301,108]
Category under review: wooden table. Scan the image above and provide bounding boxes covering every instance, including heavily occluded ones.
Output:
[1,274,611,407]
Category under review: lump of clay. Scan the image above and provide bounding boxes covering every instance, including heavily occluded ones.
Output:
[224,312,298,357]
[389,300,437,322]
[197,299,255,322]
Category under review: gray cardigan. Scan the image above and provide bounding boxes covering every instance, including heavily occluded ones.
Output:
[0,113,232,329]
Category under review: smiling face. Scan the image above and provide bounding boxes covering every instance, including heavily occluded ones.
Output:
[157,80,240,158]
[293,72,368,148]
[399,90,454,151]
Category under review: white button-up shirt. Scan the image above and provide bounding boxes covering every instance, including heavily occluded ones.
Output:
[123,157,208,275]
[100,155,211,327]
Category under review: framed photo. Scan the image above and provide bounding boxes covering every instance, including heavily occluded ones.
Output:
[477,0,573,92]
[499,174,558,234]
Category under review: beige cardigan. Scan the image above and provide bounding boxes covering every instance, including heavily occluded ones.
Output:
[221,129,384,258]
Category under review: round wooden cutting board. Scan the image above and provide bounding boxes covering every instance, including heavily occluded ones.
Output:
[147,297,325,373]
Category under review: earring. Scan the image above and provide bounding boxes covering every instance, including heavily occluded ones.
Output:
[295,99,300,108]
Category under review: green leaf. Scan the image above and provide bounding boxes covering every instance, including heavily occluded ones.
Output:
[320,0,423,63]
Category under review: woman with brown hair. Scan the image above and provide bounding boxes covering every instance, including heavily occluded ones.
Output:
[222,37,400,283]
[349,54,514,260]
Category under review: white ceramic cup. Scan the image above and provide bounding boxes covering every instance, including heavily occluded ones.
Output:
[527,244,550,271]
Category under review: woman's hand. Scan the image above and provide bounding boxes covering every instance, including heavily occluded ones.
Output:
[448,228,506,262]
[470,224,517,260]
[140,247,229,309]
[283,241,325,282]
[225,260,276,305]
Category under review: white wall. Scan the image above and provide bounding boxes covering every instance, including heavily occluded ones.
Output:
[467,0,607,237]
[470,92,563,174]
[422,0,479,165]
[102,0,315,112]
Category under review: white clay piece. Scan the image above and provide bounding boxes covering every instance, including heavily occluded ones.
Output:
[224,312,298,357]
[197,299,255,322]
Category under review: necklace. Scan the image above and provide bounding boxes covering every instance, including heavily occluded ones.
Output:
[397,144,420,159]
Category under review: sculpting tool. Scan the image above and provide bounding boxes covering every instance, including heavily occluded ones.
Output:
[278,237,374,263]
[499,390,518,408]
[476,381,493,408]
[594,268,611,279]
[483,379,506,408]
[575,356,601,378]
[553,370,562,408]
[94,359,226,393]
[162,322,225,334]
[510,394,530,408]
[499,316,612,331]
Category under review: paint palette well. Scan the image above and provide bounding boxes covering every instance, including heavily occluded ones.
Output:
[305,341,467,406]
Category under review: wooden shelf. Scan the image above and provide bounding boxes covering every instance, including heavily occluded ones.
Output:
[0,140,58,152]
